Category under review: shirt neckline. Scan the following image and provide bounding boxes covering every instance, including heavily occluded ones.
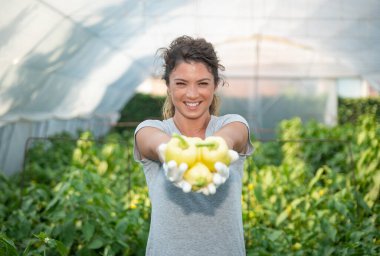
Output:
[170,115,216,138]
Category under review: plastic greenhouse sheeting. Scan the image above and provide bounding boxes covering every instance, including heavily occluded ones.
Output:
[1,0,380,174]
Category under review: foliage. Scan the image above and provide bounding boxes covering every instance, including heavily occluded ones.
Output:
[1,114,379,255]
[1,131,149,255]
[119,93,165,122]
[338,97,380,125]
[114,93,165,133]
[243,114,379,255]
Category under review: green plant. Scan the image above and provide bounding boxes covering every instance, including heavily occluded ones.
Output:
[338,97,380,125]
[1,131,149,255]
[242,114,380,255]
[1,113,379,255]
[119,93,165,122]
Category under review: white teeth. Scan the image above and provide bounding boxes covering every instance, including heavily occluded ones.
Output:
[186,102,199,107]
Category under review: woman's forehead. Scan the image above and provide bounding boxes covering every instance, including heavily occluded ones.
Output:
[170,62,213,79]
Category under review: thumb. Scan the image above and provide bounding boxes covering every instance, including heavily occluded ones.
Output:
[157,143,167,162]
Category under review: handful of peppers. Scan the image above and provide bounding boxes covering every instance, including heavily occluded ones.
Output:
[158,133,239,195]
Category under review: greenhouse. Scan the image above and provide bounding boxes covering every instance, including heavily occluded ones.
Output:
[0,0,379,255]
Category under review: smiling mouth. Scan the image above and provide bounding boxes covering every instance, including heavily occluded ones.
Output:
[185,102,200,107]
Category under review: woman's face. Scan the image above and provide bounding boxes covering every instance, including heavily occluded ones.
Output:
[168,61,217,120]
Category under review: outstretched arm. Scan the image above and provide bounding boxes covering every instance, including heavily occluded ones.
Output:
[213,121,249,154]
[135,127,171,161]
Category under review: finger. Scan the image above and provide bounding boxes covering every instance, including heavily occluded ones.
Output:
[214,162,226,171]
[214,162,229,178]
[213,173,224,185]
[167,160,177,169]
[178,163,188,172]
[177,163,188,180]
[166,160,179,182]
[181,181,192,193]
[228,149,239,163]
[207,183,216,194]
[200,187,209,196]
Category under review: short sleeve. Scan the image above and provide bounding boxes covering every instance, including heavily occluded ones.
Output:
[133,120,165,162]
[214,114,254,156]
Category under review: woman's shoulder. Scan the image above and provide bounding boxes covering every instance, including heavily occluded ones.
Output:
[209,114,250,134]
[213,114,249,126]
[137,119,164,127]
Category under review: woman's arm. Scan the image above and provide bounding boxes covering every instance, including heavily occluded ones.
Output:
[135,127,171,161]
[213,121,249,154]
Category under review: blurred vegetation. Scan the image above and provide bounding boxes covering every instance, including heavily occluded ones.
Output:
[119,93,165,122]
[1,131,149,256]
[113,93,165,133]
[244,113,379,255]
[1,110,379,255]
[338,97,380,125]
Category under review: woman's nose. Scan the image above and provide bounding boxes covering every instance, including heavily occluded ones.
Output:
[186,85,199,98]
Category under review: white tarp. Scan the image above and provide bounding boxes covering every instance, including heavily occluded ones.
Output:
[1,0,379,174]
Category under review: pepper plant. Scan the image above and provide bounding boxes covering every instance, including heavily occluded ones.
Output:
[0,114,379,255]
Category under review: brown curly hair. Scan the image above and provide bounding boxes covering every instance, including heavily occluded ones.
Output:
[157,35,225,119]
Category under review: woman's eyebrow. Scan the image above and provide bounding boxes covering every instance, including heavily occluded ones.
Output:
[172,78,211,82]
[197,78,211,82]
[174,78,187,81]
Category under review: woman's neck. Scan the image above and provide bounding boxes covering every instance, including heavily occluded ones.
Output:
[172,114,211,139]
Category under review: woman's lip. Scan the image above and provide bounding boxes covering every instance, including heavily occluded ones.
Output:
[185,101,200,107]
[184,101,201,110]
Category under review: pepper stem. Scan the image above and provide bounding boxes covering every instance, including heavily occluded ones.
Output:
[196,142,218,150]
[195,178,207,187]
[172,133,189,149]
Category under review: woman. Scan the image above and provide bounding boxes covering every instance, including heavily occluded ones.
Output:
[134,35,253,256]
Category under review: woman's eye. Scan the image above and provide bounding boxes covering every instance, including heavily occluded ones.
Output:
[176,82,186,87]
[199,82,209,87]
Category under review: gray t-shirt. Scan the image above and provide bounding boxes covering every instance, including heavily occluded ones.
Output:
[134,114,253,256]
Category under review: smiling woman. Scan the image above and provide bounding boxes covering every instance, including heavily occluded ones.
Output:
[134,35,253,256]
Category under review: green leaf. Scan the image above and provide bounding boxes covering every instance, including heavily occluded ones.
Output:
[275,210,289,227]
[308,167,324,189]
[355,191,371,213]
[60,220,76,247]
[0,234,18,256]
[115,218,129,234]
[88,237,105,250]
[55,240,69,256]
[46,182,70,211]
[35,232,48,240]
[322,246,335,256]
[334,200,349,217]
[321,219,337,242]
[350,231,364,242]
[83,221,95,242]
[254,184,264,203]
[290,197,304,208]
[268,230,282,242]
